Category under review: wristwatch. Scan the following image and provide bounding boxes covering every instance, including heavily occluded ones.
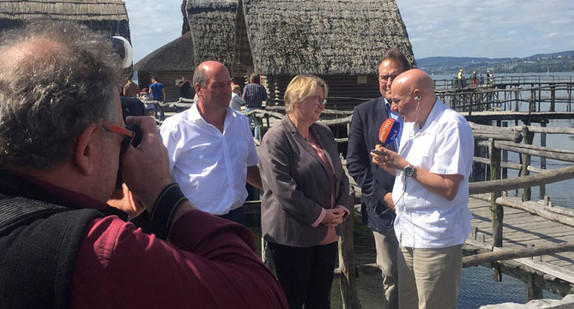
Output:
[403,164,416,177]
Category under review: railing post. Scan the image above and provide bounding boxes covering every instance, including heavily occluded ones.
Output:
[521,126,533,201]
[540,120,548,199]
[489,138,503,281]
[529,89,536,113]
[339,192,360,308]
[550,85,556,112]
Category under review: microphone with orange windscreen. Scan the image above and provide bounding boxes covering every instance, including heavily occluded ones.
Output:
[371,118,401,155]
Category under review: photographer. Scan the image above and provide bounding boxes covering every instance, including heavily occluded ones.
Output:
[0,21,287,308]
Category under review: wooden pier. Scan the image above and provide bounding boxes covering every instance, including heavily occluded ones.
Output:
[156,76,574,307]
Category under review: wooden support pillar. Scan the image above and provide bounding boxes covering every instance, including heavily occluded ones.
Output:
[501,122,508,179]
[521,126,534,201]
[550,85,556,112]
[539,120,548,198]
[489,138,503,281]
[526,273,543,301]
[339,193,360,309]
[514,90,520,112]
[529,89,536,113]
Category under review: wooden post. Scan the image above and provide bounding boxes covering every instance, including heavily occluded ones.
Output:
[529,89,536,113]
[489,138,503,281]
[338,193,360,309]
[539,120,547,199]
[501,122,508,180]
[526,273,543,301]
[514,90,520,112]
[521,126,533,201]
[550,85,556,112]
[568,84,572,112]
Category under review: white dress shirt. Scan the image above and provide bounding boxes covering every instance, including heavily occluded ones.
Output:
[393,99,474,248]
[160,103,259,215]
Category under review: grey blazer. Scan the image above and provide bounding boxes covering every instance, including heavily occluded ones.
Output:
[259,116,350,247]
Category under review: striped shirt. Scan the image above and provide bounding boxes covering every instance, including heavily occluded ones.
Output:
[242,83,268,108]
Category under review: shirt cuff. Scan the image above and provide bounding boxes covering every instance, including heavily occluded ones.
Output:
[312,208,327,227]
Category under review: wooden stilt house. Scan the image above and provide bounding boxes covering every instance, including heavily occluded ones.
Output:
[185,0,415,110]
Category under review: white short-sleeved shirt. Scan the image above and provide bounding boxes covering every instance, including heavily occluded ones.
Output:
[159,103,259,215]
[393,99,474,248]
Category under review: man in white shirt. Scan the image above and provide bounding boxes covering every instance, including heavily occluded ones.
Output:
[160,61,262,224]
[371,69,474,309]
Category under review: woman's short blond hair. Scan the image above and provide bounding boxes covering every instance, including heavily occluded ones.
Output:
[284,75,328,113]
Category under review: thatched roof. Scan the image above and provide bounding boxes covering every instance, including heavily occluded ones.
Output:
[134,32,194,72]
[186,0,239,68]
[186,0,415,76]
[0,0,130,39]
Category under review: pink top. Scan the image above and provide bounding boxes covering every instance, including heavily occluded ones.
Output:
[307,140,350,245]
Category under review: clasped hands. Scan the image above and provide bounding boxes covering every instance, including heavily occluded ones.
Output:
[320,208,346,227]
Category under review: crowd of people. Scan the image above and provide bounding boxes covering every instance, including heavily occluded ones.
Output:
[0,20,474,309]
[455,68,495,88]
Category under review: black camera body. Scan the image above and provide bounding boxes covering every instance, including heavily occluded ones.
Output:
[124,123,143,149]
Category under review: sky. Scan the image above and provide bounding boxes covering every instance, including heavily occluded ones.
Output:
[124,0,574,63]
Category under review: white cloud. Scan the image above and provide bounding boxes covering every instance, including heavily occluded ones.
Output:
[396,0,574,58]
[124,0,574,62]
[124,0,184,63]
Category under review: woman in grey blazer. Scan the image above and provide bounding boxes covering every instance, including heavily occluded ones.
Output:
[259,75,350,309]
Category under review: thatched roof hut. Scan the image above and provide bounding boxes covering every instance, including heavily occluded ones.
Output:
[0,0,130,39]
[134,32,195,102]
[186,0,415,109]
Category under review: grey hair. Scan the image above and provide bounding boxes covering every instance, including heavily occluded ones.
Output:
[0,20,122,170]
[192,64,208,88]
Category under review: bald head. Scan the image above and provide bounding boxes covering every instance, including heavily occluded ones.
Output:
[391,69,435,100]
[389,69,437,124]
[193,60,231,112]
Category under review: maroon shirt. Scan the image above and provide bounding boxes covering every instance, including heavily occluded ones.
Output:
[3,172,287,308]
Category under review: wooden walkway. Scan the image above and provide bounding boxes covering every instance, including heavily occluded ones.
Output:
[465,195,574,296]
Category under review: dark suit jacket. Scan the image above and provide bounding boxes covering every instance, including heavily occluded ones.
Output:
[347,97,396,233]
[260,117,350,247]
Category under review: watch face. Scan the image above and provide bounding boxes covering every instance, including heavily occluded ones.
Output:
[404,165,415,177]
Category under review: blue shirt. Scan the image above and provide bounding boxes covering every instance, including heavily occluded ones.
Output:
[149,82,164,101]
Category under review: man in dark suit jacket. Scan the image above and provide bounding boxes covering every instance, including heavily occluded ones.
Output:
[347,48,411,309]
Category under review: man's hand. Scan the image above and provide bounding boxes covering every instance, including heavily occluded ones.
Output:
[381,192,395,213]
[120,116,172,211]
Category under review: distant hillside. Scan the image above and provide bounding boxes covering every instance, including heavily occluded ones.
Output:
[416,51,574,75]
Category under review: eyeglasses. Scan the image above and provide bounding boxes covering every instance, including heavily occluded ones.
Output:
[101,123,135,155]
[306,95,327,106]
[379,73,400,83]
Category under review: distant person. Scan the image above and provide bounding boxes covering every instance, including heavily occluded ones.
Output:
[479,73,484,86]
[0,20,287,309]
[160,61,262,225]
[457,68,464,88]
[242,73,268,140]
[472,71,478,88]
[259,74,350,309]
[371,69,474,309]
[347,48,410,309]
[122,73,139,98]
[178,76,193,99]
[230,84,245,111]
[149,76,165,119]
[487,70,494,86]
[149,75,165,102]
